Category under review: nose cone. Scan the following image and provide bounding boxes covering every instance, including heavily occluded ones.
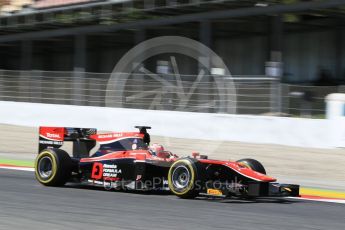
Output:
[227,162,277,182]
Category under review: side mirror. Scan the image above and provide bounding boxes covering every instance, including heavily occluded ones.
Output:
[192,152,200,158]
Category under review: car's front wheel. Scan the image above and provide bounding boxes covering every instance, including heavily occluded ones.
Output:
[168,158,200,199]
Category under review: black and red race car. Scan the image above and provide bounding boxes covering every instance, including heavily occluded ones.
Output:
[35,126,299,199]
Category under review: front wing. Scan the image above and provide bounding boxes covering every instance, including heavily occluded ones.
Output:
[201,181,300,198]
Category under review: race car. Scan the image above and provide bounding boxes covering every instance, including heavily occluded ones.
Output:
[35,126,300,199]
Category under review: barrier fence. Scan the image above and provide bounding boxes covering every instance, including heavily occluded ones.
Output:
[0,69,338,116]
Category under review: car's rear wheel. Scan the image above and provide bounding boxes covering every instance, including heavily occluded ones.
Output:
[168,158,200,199]
[236,158,266,175]
[35,148,72,186]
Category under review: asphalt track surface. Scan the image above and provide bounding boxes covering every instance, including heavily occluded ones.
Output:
[0,169,344,230]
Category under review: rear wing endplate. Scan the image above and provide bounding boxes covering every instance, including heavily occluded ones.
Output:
[39,126,97,157]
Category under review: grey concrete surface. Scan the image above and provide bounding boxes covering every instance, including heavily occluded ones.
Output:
[0,169,344,230]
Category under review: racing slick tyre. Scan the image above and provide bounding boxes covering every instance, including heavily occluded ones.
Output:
[35,148,72,186]
[168,158,201,199]
[236,158,266,175]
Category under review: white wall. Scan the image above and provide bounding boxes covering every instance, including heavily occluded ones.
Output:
[0,101,340,149]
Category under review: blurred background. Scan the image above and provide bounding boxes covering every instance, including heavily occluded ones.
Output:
[1,1,345,193]
[1,0,345,117]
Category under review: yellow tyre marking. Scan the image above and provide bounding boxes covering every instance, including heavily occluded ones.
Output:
[168,159,195,196]
[35,150,58,184]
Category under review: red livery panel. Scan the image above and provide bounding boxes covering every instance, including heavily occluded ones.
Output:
[39,127,64,141]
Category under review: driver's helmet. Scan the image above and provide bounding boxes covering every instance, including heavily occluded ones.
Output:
[149,143,164,156]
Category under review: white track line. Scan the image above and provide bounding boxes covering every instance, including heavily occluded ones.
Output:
[288,197,345,204]
[0,166,34,172]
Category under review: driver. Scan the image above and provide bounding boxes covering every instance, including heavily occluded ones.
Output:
[149,144,178,159]
[149,143,165,156]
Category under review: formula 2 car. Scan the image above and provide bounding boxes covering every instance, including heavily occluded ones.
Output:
[35,126,300,199]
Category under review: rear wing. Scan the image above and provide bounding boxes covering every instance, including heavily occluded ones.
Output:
[39,127,97,158]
